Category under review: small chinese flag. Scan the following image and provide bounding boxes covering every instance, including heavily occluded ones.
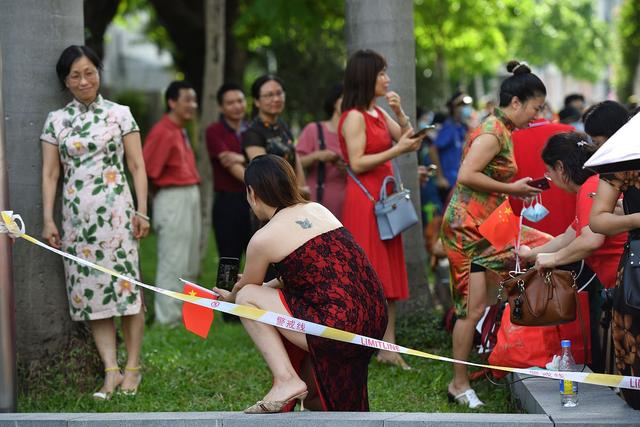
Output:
[182,281,216,339]
[478,199,519,251]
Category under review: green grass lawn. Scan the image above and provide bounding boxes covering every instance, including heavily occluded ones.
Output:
[18,232,515,413]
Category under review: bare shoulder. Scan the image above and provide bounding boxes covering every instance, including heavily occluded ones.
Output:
[341,111,365,141]
[344,109,365,124]
[246,226,271,254]
[343,109,365,129]
[468,132,500,155]
[471,132,500,146]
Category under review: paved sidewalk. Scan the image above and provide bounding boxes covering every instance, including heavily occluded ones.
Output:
[3,368,637,426]
[510,369,639,426]
[0,412,553,426]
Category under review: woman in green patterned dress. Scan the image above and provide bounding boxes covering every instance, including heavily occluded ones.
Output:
[441,61,550,408]
[41,46,149,400]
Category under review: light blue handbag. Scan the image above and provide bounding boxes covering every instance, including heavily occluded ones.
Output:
[347,165,419,240]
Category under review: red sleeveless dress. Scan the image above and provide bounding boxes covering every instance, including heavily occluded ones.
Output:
[338,107,409,300]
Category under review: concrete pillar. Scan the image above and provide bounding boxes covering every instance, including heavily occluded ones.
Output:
[0,0,84,362]
[345,0,431,310]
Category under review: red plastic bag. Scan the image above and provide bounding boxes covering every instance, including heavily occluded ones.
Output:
[488,292,590,378]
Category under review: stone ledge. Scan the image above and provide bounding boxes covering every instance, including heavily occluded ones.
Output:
[509,369,639,426]
[0,412,553,427]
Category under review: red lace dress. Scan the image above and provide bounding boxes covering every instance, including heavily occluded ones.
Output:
[275,227,388,411]
[338,107,409,300]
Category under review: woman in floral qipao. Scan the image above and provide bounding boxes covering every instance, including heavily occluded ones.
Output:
[441,61,549,408]
[41,45,149,400]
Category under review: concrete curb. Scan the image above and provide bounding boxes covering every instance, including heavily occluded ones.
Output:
[3,369,637,425]
[0,412,553,427]
[509,369,639,426]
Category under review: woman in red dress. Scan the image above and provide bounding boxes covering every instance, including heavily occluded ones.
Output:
[214,155,388,412]
[339,50,422,369]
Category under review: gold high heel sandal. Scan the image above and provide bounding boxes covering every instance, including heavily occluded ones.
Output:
[92,367,121,401]
[120,366,142,396]
[244,390,309,414]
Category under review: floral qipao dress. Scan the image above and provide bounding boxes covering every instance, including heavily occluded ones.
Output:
[41,95,142,321]
[441,109,550,317]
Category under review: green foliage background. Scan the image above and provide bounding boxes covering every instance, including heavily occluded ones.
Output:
[109,0,613,120]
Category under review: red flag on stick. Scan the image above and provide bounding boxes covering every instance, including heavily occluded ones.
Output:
[181,280,216,339]
[478,199,519,251]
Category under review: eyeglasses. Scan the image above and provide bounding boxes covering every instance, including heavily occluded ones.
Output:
[67,69,99,83]
[259,90,285,100]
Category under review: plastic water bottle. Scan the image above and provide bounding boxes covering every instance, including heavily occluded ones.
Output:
[559,339,578,407]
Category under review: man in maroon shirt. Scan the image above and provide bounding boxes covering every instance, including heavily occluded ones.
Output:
[206,83,251,267]
[143,81,201,325]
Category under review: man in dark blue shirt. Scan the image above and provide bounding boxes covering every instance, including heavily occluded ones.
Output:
[434,92,472,201]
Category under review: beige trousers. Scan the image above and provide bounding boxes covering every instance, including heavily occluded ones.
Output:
[153,185,201,325]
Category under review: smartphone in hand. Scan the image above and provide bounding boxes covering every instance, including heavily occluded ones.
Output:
[410,125,436,139]
[216,257,240,291]
[527,177,551,190]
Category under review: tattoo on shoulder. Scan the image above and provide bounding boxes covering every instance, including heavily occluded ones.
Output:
[295,218,312,229]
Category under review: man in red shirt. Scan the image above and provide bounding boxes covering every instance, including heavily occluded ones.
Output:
[206,83,251,267]
[143,81,201,325]
[512,116,575,236]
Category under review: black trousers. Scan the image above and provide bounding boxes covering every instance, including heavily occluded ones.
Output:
[213,191,252,260]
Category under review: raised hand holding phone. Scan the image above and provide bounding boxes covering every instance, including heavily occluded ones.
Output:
[410,125,436,140]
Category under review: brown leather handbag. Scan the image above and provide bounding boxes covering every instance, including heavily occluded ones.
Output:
[498,268,577,326]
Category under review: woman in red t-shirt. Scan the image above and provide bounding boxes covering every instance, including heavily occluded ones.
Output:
[519,131,625,372]
[519,132,625,287]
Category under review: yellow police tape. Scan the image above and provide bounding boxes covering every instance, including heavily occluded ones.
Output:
[2,210,639,391]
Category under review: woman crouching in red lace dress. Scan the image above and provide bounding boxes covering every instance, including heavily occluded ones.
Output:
[214,154,388,413]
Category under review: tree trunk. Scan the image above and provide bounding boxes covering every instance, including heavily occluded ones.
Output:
[83,0,121,59]
[345,0,433,313]
[224,0,248,83]
[197,0,226,273]
[616,0,640,103]
[149,0,206,97]
[0,0,84,362]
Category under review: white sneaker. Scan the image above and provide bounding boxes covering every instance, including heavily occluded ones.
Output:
[448,388,485,409]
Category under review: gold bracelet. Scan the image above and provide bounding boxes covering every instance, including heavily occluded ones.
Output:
[135,211,150,221]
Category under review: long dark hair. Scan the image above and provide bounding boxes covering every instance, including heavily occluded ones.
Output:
[341,50,387,112]
[499,60,546,107]
[245,155,307,208]
[541,132,596,185]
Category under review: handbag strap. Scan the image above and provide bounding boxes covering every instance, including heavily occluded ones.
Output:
[347,156,405,203]
[315,122,326,204]
[390,157,405,191]
[514,211,524,274]
[346,168,375,202]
